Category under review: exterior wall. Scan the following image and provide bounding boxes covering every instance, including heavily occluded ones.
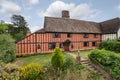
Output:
[118,28,120,39]
[16,33,37,54]
[102,33,117,41]
[16,32,101,54]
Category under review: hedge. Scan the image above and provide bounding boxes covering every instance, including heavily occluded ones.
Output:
[89,49,120,79]
[99,40,120,52]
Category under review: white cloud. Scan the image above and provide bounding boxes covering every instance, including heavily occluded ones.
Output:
[39,1,101,19]
[27,0,39,5]
[0,0,21,16]
[29,26,41,33]
[117,5,120,11]
[4,21,12,24]
[22,15,31,21]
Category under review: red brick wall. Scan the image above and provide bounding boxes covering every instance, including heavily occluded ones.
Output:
[16,32,101,54]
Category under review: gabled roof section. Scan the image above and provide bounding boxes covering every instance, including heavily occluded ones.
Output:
[35,28,45,33]
[44,17,101,33]
[99,17,120,33]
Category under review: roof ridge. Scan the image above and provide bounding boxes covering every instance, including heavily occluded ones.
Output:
[45,16,98,23]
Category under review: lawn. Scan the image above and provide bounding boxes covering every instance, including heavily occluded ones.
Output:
[13,50,91,66]
[13,54,52,66]
[72,50,91,59]
[13,52,74,66]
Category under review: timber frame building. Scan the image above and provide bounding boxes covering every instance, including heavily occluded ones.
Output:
[16,10,120,54]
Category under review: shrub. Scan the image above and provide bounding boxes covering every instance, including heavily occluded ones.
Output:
[0,34,16,63]
[19,63,43,80]
[63,54,74,70]
[0,62,20,80]
[44,61,103,80]
[89,49,120,79]
[99,40,120,52]
[51,47,64,70]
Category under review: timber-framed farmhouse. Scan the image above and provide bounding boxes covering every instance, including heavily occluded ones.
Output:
[16,10,120,54]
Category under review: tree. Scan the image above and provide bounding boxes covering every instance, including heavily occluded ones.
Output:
[13,31,25,41]
[11,15,28,28]
[51,47,64,70]
[0,21,9,34]
[11,15,30,40]
[0,34,16,63]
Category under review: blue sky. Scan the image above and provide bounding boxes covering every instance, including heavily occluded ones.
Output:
[0,0,120,33]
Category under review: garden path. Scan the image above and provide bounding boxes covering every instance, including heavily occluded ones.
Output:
[67,52,86,61]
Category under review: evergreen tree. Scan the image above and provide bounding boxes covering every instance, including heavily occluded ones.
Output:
[11,15,30,40]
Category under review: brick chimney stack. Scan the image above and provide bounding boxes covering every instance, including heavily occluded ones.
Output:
[62,10,70,18]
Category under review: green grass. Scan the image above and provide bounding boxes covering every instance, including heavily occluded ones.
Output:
[73,50,91,59]
[13,52,74,66]
[12,51,105,80]
[13,54,52,66]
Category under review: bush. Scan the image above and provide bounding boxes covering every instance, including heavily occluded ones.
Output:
[43,61,104,80]
[89,49,120,79]
[0,62,20,80]
[63,54,74,70]
[0,34,16,63]
[51,47,64,70]
[99,40,120,52]
[19,63,43,80]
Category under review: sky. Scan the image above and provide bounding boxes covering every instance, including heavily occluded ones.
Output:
[0,0,120,33]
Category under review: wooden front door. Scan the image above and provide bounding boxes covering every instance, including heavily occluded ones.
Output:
[64,44,70,51]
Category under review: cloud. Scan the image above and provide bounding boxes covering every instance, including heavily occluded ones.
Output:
[39,1,101,19]
[29,25,40,33]
[0,0,21,16]
[117,5,120,11]
[22,15,31,21]
[27,0,40,5]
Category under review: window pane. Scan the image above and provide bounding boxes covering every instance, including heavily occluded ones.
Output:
[67,33,72,38]
[94,34,97,38]
[37,44,40,49]
[48,43,56,49]
[59,43,63,48]
[84,42,89,47]
[53,33,60,38]
[84,33,89,38]
[92,42,97,46]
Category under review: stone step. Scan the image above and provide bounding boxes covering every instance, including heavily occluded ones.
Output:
[80,60,89,62]
[67,53,113,80]
[81,61,90,64]
[81,61,109,80]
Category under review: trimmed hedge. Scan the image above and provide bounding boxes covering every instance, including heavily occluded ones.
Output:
[99,40,120,52]
[89,49,120,79]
